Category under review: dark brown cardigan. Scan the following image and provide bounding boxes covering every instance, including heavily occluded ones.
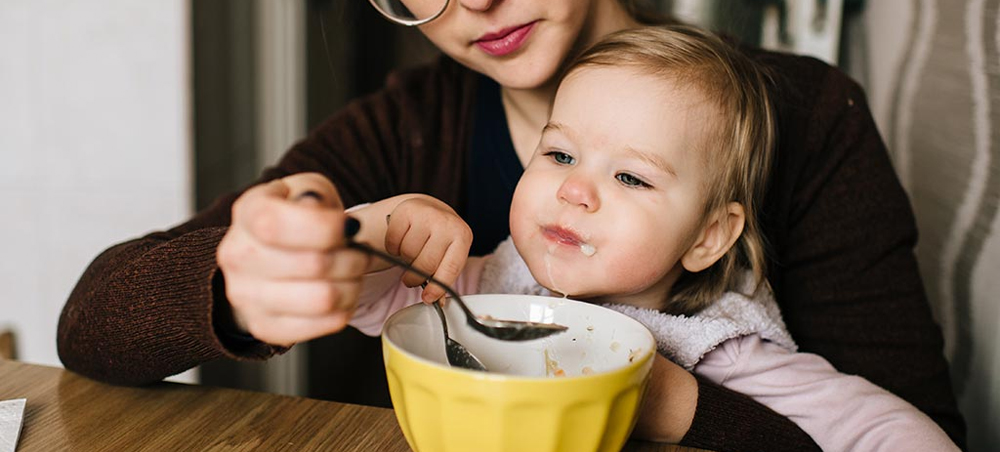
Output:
[58,50,966,451]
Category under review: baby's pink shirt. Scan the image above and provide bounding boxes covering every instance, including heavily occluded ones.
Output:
[349,257,487,336]
[695,334,957,451]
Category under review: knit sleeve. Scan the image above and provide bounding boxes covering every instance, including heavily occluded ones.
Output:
[56,196,282,386]
[678,376,820,452]
[56,57,475,386]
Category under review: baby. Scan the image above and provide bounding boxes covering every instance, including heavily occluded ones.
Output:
[344,25,958,452]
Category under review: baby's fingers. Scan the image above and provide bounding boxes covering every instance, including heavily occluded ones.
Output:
[420,239,471,304]
[398,229,464,289]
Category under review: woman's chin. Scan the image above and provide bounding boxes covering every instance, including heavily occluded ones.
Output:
[482,56,562,90]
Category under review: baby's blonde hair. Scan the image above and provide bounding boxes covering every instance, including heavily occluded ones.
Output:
[568,25,775,315]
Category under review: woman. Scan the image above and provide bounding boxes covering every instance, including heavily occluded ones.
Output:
[58,0,965,450]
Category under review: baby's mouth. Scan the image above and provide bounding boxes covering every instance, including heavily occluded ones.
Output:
[542,226,597,257]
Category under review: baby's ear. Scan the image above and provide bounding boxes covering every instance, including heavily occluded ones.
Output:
[681,202,745,273]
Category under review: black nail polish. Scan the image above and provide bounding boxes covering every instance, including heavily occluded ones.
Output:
[344,217,361,238]
[296,190,323,202]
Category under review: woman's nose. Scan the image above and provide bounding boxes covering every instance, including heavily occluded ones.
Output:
[457,0,497,12]
[557,174,600,212]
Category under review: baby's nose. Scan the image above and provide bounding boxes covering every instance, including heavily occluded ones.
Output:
[556,174,599,212]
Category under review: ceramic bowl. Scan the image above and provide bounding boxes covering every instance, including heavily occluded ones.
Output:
[382,294,655,452]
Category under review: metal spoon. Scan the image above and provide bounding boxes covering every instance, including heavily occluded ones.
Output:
[346,240,568,341]
[432,300,487,371]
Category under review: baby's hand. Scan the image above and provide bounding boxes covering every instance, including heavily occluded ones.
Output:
[384,195,472,303]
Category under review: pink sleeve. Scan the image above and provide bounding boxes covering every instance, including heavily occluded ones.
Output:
[694,335,959,452]
[348,257,487,336]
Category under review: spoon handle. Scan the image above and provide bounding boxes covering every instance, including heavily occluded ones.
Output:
[432,300,450,337]
[433,300,488,371]
[347,240,469,311]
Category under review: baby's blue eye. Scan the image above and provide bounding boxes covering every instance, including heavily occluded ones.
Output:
[545,151,575,165]
[616,173,650,188]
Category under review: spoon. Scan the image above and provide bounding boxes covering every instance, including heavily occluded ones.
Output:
[346,240,568,341]
[432,300,487,371]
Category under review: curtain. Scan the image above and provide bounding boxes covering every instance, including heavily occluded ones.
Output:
[862,0,1000,450]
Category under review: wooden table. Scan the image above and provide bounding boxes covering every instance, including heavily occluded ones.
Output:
[0,360,703,451]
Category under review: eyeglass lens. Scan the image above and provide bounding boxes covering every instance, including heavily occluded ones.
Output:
[368,0,448,26]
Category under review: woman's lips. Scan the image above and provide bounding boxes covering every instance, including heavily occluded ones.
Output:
[474,21,536,56]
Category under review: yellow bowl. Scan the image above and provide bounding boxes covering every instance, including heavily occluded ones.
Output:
[382,294,655,452]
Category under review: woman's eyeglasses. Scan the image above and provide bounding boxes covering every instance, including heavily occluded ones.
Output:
[368,0,449,26]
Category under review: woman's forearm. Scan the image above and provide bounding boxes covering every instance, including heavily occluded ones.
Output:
[633,354,697,443]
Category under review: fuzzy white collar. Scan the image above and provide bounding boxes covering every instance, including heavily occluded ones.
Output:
[478,237,797,369]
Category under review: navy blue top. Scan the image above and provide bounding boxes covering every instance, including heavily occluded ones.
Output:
[465,75,524,256]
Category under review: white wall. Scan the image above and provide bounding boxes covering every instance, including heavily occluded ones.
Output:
[0,1,192,376]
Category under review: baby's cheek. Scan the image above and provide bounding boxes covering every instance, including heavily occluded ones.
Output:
[508,198,538,240]
[600,254,665,292]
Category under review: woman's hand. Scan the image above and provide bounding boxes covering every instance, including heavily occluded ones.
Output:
[382,195,473,303]
[216,172,370,347]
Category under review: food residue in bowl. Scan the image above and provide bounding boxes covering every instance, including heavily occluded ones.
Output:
[627,348,642,363]
[544,349,566,377]
[609,341,621,352]
[545,350,597,377]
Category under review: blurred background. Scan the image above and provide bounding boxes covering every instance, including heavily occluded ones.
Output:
[1,0,997,449]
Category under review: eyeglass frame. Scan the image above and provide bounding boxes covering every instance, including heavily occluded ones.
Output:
[367,0,450,26]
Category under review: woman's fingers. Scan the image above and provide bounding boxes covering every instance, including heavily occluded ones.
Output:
[250,279,363,316]
[243,311,355,348]
[218,172,368,346]
[280,172,343,207]
[234,193,348,250]
[226,278,364,345]
[232,173,351,250]
[219,228,369,280]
